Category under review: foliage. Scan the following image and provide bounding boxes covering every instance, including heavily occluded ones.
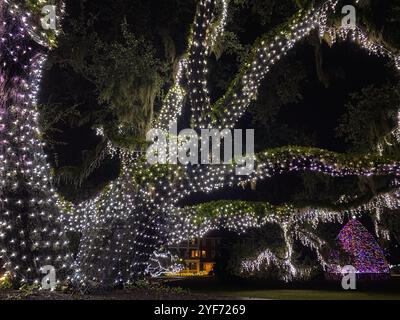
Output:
[381,209,400,245]
[17,0,62,47]
[57,19,166,140]
[191,200,293,223]
[250,59,311,149]
[18,284,41,296]
[215,225,289,279]
[258,145,399,168]
[0,275,13,290]
[39,0,196,196]
[125,279,188,295]
[337,83,400,154]
[45,0,195,140]
[355,0,400,50]
[231,0,298,26]
[130,161,183,188]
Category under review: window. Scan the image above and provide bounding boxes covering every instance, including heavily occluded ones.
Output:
[188,263,198,271]
[191,250,200,258]
[203,263,215,273]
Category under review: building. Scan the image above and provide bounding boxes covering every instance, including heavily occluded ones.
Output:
[168,237,220,276]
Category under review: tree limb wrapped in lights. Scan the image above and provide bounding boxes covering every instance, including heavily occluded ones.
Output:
[167,188,400,244]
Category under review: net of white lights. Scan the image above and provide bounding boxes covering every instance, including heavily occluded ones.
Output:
[2,0,400,287]
[0,0,73,286]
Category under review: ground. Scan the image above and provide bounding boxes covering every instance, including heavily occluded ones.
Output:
[196,289,400,300]
[0,277,399,300]
[166,276,400,300]
[0,288,216,300]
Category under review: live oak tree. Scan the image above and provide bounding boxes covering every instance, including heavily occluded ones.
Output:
[2,0,400,288]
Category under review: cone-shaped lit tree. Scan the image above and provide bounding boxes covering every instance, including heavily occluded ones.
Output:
[0,0,71,286]
[338,219,390,274]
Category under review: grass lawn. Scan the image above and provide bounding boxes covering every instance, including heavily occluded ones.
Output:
[202,289,400,300]
[166,277,400,300]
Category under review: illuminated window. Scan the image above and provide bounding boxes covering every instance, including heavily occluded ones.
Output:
[201,250,207,258]
[191,250,200,258]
